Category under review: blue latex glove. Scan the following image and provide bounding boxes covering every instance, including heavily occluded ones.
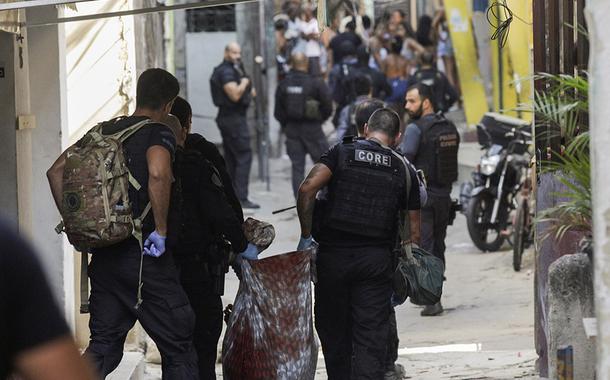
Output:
[297,235,315,251]
[235,243,260,265]
[143,231,166,257]
[240,243,259,260]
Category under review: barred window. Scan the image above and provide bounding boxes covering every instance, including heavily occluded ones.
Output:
[186,5,236,32]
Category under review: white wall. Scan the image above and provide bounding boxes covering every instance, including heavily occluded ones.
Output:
[26,6,74,327]
[64,0,138,142]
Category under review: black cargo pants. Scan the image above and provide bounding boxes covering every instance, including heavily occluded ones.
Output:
[177,258,224,380]
[421,194,452,265]
[284,122,329,198]
[216,114,252,202]
[314,245,393,380]
[84,239,198,379]
[385,307,399,371]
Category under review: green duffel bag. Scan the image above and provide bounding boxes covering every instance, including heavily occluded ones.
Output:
[393,245,445,306]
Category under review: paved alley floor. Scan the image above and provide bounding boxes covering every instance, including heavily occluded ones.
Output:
[143,153,538,380]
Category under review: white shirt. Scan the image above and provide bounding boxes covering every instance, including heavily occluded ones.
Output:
[298,18,322,57]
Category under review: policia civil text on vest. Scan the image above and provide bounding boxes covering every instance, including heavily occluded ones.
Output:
[412,114,460,187]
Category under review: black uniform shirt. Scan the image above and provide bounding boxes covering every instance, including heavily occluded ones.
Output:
[329,32,363,63]
[100,116,176,240]
[175,149,248,259]
[185,133,244,223]
[0,221,70,378]
[317,140,420,247]
[217,60,250,117]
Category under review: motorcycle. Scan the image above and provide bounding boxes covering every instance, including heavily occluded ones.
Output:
[460,113,532,252]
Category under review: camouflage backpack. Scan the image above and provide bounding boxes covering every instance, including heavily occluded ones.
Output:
[56,118,153,251]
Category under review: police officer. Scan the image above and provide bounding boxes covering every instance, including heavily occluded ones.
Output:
[355,45,392,100]
[297,108,421,379]
[328,40,360,127]
[210,42,259,209]
[335,74,372,142]
[162,115,258,380]
[274,52,333,198]
[401,83,460,316]
[171,96,244,223]
[47,69,199,378]
[405,51,458,113]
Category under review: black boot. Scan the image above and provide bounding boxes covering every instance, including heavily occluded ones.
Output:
[420,301,443,316]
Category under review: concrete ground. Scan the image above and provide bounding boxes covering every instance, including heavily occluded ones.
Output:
[142,137,538,379]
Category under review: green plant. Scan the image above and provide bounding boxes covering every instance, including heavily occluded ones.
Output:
[533,72,592,242]
[532,72,589,147]
[536,149,592,241]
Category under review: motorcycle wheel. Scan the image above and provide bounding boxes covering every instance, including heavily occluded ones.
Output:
[512,199,528,272]
[466,192,505,252]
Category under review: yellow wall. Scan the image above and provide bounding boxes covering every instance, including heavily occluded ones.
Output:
[445,0,488,127]
[491,0,533,120]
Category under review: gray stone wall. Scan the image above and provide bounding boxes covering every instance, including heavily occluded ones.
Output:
[547,253,595,379]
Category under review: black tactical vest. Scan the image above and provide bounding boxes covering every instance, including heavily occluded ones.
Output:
[413,114,460,187]
[210,61,251,110]
[324,139,407,239]
[281,71,314,120]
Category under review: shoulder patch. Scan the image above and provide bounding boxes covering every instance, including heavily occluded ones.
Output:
[354,149,392,167]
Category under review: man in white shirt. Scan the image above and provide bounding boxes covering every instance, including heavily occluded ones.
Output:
[298,3,323,76]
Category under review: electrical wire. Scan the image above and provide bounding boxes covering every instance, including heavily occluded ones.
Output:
[487,0,512,48]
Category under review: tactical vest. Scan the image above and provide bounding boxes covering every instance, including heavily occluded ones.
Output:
[282,72,320,121]
[413,115,460,187]
[210,61,251,109]
[324,139,406,239]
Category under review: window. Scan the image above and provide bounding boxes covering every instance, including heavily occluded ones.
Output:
[186,5,236,32]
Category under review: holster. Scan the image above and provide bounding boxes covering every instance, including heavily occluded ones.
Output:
[207,239,231,296]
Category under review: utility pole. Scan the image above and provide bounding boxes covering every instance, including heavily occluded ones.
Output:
[586,0,610,378]
[236,2,270,188]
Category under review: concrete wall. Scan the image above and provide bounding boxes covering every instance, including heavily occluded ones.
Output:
[185,31,236,144]
[0,31,18,223]
[26,6,74,327]
[586,1,610,378]
[133,0,165,74]
[172,8,188,97]
[534,173,586,376]
[547,253,595,379]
